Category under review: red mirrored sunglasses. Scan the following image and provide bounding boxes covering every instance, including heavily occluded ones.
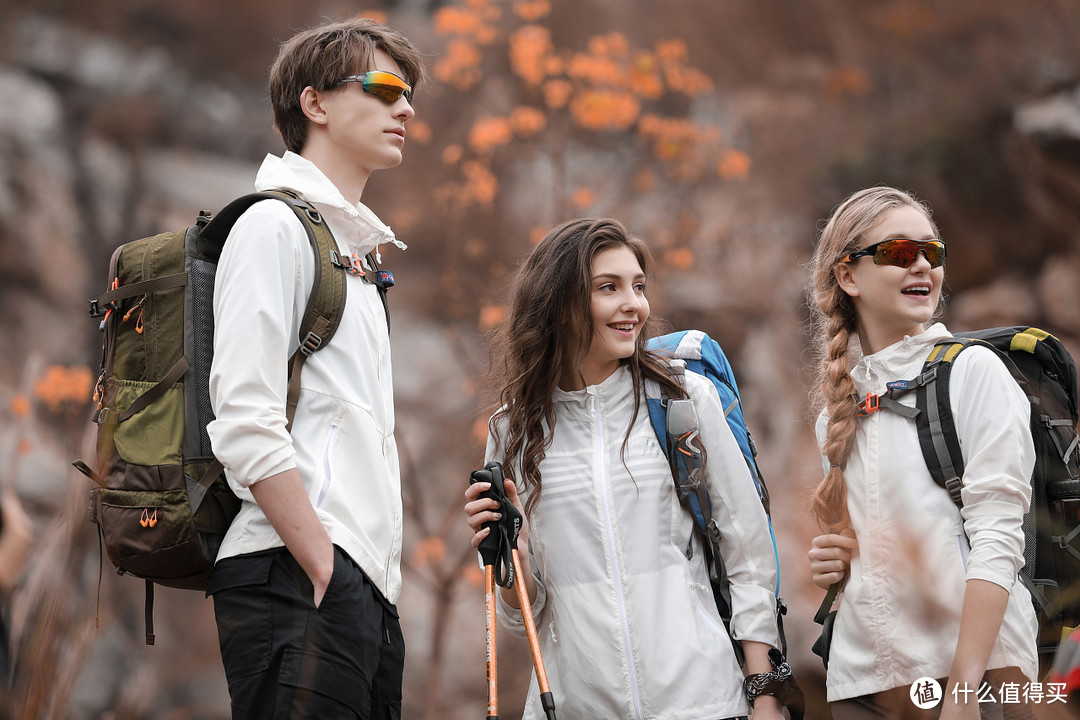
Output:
[840,238,946,269]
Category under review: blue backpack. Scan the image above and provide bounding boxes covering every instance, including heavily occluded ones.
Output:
[644,330,785,663]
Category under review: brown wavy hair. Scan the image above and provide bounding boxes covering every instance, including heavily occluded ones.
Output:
[806,187,941,531]
[489,218,684,516]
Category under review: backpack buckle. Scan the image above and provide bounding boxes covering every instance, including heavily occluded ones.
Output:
[857,393,879,416]
[300,331,323,356]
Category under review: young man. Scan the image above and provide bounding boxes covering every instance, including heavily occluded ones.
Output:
[205,19,425,719]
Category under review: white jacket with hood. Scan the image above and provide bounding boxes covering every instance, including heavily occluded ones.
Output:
[208,151,406,603]
[816,323,1038,700]
[488,364,779,720]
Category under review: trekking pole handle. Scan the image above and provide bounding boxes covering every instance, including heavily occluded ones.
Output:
[469,462,522,588]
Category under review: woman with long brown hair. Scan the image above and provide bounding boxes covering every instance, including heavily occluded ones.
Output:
[806,187,1038,719]
[464,218,784,720]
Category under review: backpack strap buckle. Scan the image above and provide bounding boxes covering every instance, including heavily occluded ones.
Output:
[300,330,323,356]
[857,393,880,416]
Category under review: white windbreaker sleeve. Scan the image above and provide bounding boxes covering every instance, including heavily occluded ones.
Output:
[687,372,780,646]
[207,200,312,489]
[950,345,1035,590]
[484,420,550,636]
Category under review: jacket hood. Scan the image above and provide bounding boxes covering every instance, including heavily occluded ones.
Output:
[851,322,951,394]
[254,151,406,259]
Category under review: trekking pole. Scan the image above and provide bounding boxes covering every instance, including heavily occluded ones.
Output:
[470,462,517,720]
[470,462,557,720]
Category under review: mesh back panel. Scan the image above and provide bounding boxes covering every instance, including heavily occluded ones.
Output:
[188,256,217,457]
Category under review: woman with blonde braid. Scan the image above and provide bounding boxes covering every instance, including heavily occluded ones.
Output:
[806,187,1038,720]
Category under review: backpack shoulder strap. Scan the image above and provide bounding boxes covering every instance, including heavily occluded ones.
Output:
[199,191,349,431]
[914,336,991,509]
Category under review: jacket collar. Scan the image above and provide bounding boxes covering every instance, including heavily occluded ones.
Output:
[253,151,406,259]
[851,322,952,393]
[552,364,634,415]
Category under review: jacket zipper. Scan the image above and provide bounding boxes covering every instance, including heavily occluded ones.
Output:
[593,396,644,720]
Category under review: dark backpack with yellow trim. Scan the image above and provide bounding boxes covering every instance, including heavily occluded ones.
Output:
[74,190,392,644]
[864,326,1080,660]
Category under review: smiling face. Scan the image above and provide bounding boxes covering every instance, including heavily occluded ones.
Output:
[577,245,651,387]
[833,205,944,354]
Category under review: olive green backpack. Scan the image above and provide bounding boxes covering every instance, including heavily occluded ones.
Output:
[74,191,392,644]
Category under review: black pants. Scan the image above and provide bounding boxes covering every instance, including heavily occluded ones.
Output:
[208,545,405,720]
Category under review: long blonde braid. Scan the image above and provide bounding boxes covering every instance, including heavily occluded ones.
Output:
[807,186,939,531]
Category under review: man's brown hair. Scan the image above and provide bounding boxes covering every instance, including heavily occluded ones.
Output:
[269,18,426,154]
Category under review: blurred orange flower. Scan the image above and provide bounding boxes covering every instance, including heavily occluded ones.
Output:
[588,32,629,58]
[663,65,713,96]
[18,438,32,456]
[655,39,688,63]
[512,0,551,22]
[461,563,485,588]
[463,161,499,206]
[442,144,463,165]
[479,303,507,332]
[571,187,596,208]
[637,116,720,172]
[718,148,752,180]
[33,365,93,414]
[433,39,483,90]
[407,119,433,144]
[468,116,513,154]
[434,6,483,37]
[357,10,387,24]
[509,106,547,137]
[529,226,548,245]
[412,536,446,568]
[509,25,554,86]
[665,247,695,270]
[10,395,29,419]
[472,416,491,444]
[566,51,625,87]
[629,53,664,99]
[570,90,640,131]
[542,79,573,109]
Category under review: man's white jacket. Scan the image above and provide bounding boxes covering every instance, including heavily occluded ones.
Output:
[208,152,405,603]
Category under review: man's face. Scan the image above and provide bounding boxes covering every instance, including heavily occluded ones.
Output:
[318,49,415,178]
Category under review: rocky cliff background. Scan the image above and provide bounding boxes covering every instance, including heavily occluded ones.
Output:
[1,1,1079,718]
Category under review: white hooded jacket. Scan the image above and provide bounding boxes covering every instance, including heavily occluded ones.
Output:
[816,323,1038,700]
[207,152,405,603]
[488,365,779,720]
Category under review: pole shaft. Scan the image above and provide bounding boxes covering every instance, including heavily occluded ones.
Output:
[485,565,499,719]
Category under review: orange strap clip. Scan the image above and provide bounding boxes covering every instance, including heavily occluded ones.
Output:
[139,508,158,528]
